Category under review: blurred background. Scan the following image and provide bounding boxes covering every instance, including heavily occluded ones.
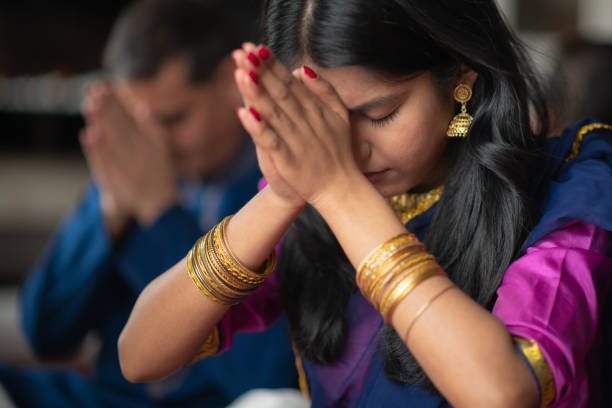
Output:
[0,1,132,364]
[0,1,131,287]
[0,0,611,357]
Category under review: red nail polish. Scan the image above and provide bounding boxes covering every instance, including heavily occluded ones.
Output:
[248,71,259,85]
[247,52,260,67]
[249,107,261,121]
[303,65,318,79]
[258,46,270,60]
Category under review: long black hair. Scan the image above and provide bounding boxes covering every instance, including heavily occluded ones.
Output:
[265,0,550,391]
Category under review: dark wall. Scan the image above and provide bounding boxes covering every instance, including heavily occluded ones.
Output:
[0,1,131,76]
[0,1,131,152]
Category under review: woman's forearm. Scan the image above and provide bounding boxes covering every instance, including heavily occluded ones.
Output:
[314,177,537,408]
[226,185,304,270]
[118,186,303,382]
[392,276,537,407]
[118,259,228,382]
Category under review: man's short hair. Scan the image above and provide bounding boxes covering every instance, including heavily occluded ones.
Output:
[103,0,263,82]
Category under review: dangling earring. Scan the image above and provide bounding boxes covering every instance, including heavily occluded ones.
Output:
[446,84,473,138]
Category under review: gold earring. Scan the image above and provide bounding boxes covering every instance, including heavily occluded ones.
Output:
[446,84,473,138]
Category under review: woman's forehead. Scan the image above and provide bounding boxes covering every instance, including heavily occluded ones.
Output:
[304,64,430,110]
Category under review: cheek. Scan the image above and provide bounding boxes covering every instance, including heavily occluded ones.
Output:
[173,116,213,150]
[388,105,449,168]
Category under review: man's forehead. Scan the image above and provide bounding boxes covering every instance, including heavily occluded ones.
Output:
[116,72,199,113]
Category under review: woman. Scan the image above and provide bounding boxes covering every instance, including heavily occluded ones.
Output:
[118,0,612,406]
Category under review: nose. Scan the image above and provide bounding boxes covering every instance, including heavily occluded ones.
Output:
[353,136,372,166]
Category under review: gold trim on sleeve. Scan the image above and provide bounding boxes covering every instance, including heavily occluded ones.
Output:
[564,123,612,162]
[191,326,220,363]
[513,336,555,408]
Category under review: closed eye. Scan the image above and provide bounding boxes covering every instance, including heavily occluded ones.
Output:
[370,104,401,128]
[158,109,189,127]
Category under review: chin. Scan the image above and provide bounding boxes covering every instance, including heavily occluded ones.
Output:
[373,183,397,198]
[376,180,416,198]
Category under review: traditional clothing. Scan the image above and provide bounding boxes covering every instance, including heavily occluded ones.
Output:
[0,145,298,407]
[203,120,612,407]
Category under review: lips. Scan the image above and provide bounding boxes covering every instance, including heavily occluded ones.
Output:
[363,169,389,183]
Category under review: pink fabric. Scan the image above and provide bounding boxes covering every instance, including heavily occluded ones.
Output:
[492,221,612,407]
[216,272,284,354]
[257,177,268,190]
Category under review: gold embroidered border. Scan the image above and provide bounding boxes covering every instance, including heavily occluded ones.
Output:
[191,326,220,363]
[388,185,444,224]
[564,123,612,162]
[292,343,310,401]
[513,336,555,408]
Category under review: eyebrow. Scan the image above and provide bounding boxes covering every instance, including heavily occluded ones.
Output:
[348,91,404,114]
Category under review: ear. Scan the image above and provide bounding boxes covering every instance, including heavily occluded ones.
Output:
[455,64,479,88]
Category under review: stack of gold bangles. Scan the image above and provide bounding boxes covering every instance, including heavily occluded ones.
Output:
[357,232,449,322]
[187,215,276,305]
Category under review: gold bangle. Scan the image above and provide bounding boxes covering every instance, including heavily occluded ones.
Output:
[186,217,277,306]
[198,246,242,304]
[381,268,440,322]
[205,226,258,292]
[371,254,433,309]
[196,233,242,303]
[363,248,419,300]
[218,216,275,280]
[187,247,223,304]
[216,220,265,285]
[357,241,424,291]
[380,265,443,321]
[378,259,435,311]
[366,265,401,307]
[191,231,248,305]
[205,237,254,303]
[356,233,421,286]
[368,252,432,307]
[358,233,421,275]
[402,284,457,342]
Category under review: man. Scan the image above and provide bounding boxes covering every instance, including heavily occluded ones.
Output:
[0,0,297,406]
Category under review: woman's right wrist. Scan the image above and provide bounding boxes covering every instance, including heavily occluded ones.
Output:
[221,186,303,271]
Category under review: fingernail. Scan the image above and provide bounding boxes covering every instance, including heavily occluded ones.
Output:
[258,46,270,60]
[235,107,242,118]
[231,50,241,64]
[303,65,317,79]
[247,52,260,67]
[249,107,261,121]
[248,71,259,85]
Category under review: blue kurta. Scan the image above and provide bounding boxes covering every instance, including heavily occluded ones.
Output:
[0,145,297,407]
